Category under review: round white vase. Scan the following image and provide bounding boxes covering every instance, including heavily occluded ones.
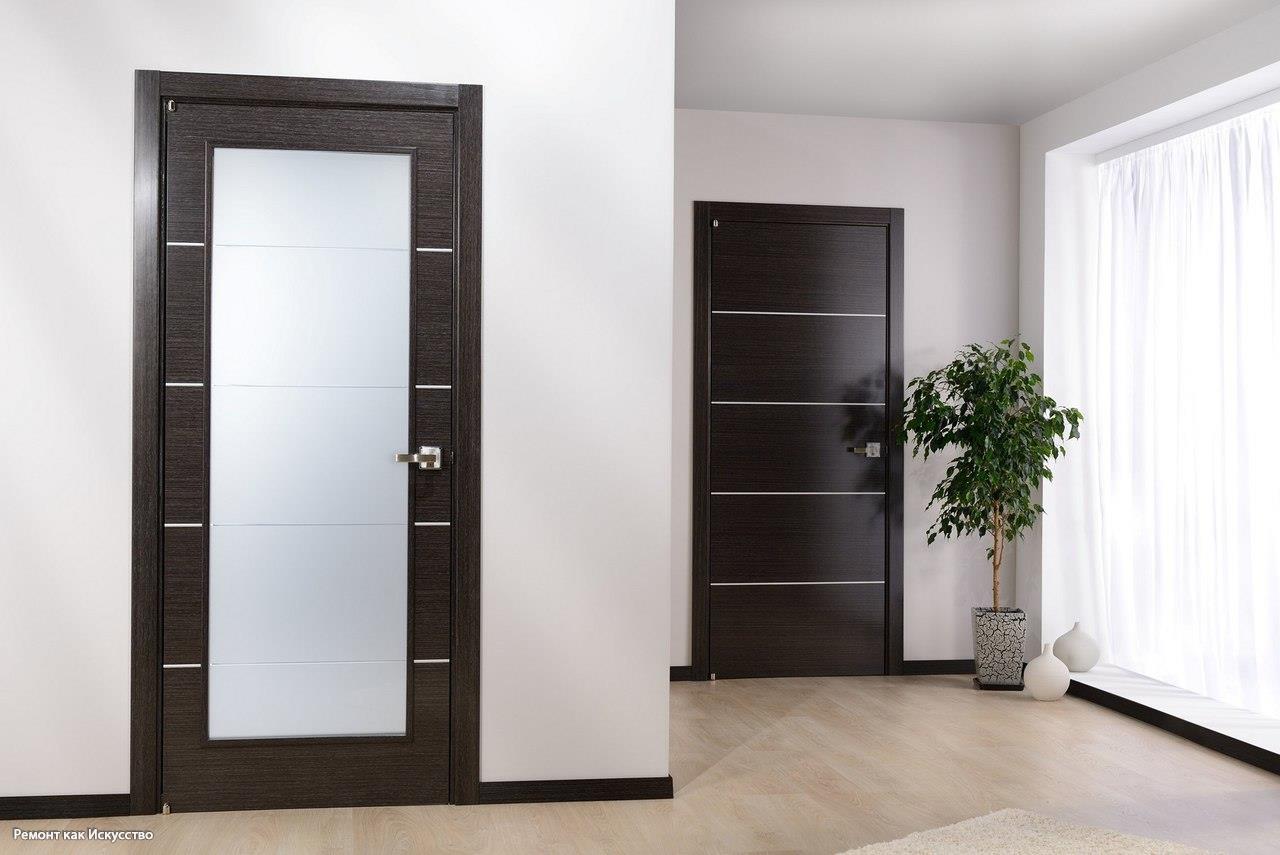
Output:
[1024,643,1070,701]
[1053,621,1100,672]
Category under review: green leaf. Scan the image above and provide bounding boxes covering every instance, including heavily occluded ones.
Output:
[899,337,1082,570]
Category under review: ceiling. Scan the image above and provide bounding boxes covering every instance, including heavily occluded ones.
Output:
[676,0,1280,124]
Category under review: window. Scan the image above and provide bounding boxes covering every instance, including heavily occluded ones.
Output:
[1084,104,1280,718]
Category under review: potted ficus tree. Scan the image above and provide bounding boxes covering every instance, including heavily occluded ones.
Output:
[900,339,1081,689]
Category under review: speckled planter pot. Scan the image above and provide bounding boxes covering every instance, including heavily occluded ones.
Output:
[972,607,1027,688]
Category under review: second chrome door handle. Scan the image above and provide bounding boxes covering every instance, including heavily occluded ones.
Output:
[395,446,442,470]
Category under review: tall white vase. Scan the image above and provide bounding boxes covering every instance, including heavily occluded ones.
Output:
[1053,621,1100,672]
[1024,643,1070,701]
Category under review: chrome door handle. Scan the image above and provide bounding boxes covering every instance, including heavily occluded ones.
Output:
[849,442,881,458]
[395,446,442,470]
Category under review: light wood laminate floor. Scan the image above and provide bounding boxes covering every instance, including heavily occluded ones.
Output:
[6,676,1279,853]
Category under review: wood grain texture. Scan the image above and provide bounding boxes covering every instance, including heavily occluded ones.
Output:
[696,202,906,680]
[711,313,886,403]
[701,201,898,227]
[161,388,205,521]
[414,250,453,387]
[690,202,712,682]
[0,794,131,821]
[710,403,885,493]
[162,526,204,665]
[450,83,483,806]
[158,95,455,798]
[131,68,163,816]
[17,678,1280,852]
[163,244,205,382]
[413,525,450,660]
[710,494,885,583]
[139,73,483,812]
[478,777,673,804]
[161,666,449,812]
[885,209,906,674]
[710,220,887,315]
[163,104,453,244]
[709,584,886,678]
[413,390,453,520]
[159,71,459,111]
[415,118,456,251]
[693,202,903,682]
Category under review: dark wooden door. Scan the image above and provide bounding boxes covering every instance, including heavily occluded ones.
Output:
[693,202,903,679]
[158,101,456,812]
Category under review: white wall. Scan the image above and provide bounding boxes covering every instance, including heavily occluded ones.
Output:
[1019,4,1280,653]
[0,0,672,796]
[673,109,1020,665]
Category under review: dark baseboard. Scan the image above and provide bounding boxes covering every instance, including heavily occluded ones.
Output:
[680,661,972,679]
[478,775,673,804]
[902,659,975,675]
[2,778,680,816]
[0,793,132,821]
[1068,680,1280,776]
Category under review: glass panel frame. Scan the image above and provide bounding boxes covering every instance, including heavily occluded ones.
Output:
[204,145,416,742]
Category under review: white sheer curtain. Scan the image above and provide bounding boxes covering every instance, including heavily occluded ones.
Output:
[1087,105,1280,717]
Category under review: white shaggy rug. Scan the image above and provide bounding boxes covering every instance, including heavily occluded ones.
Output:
[842,809,1213,854]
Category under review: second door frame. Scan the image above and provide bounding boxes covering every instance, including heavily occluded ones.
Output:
[690,200,905,681]
[130,69,482,811]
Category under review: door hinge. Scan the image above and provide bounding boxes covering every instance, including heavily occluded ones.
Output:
[165,99,176,113]
[712,219,719,228]
[710,672,716,681]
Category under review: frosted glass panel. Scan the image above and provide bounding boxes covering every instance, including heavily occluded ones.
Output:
[212,148,410,249]
[210,386,407,526]
[208,662,406,740]
[208,147,410,740]
[211,246,410,387]
[209,525,406,665]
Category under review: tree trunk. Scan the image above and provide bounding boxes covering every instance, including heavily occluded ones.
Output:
[991,506,1004,612]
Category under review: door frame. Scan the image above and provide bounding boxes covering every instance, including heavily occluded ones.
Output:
[690,200,904,681]
[131,70,482,812]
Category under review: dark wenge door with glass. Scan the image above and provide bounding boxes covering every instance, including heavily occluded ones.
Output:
[693,202,904,679]
[159,101,456,811]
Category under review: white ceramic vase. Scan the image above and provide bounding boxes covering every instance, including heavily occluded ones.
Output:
[1024,643,1070,701]
[1053,621,1100,672]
